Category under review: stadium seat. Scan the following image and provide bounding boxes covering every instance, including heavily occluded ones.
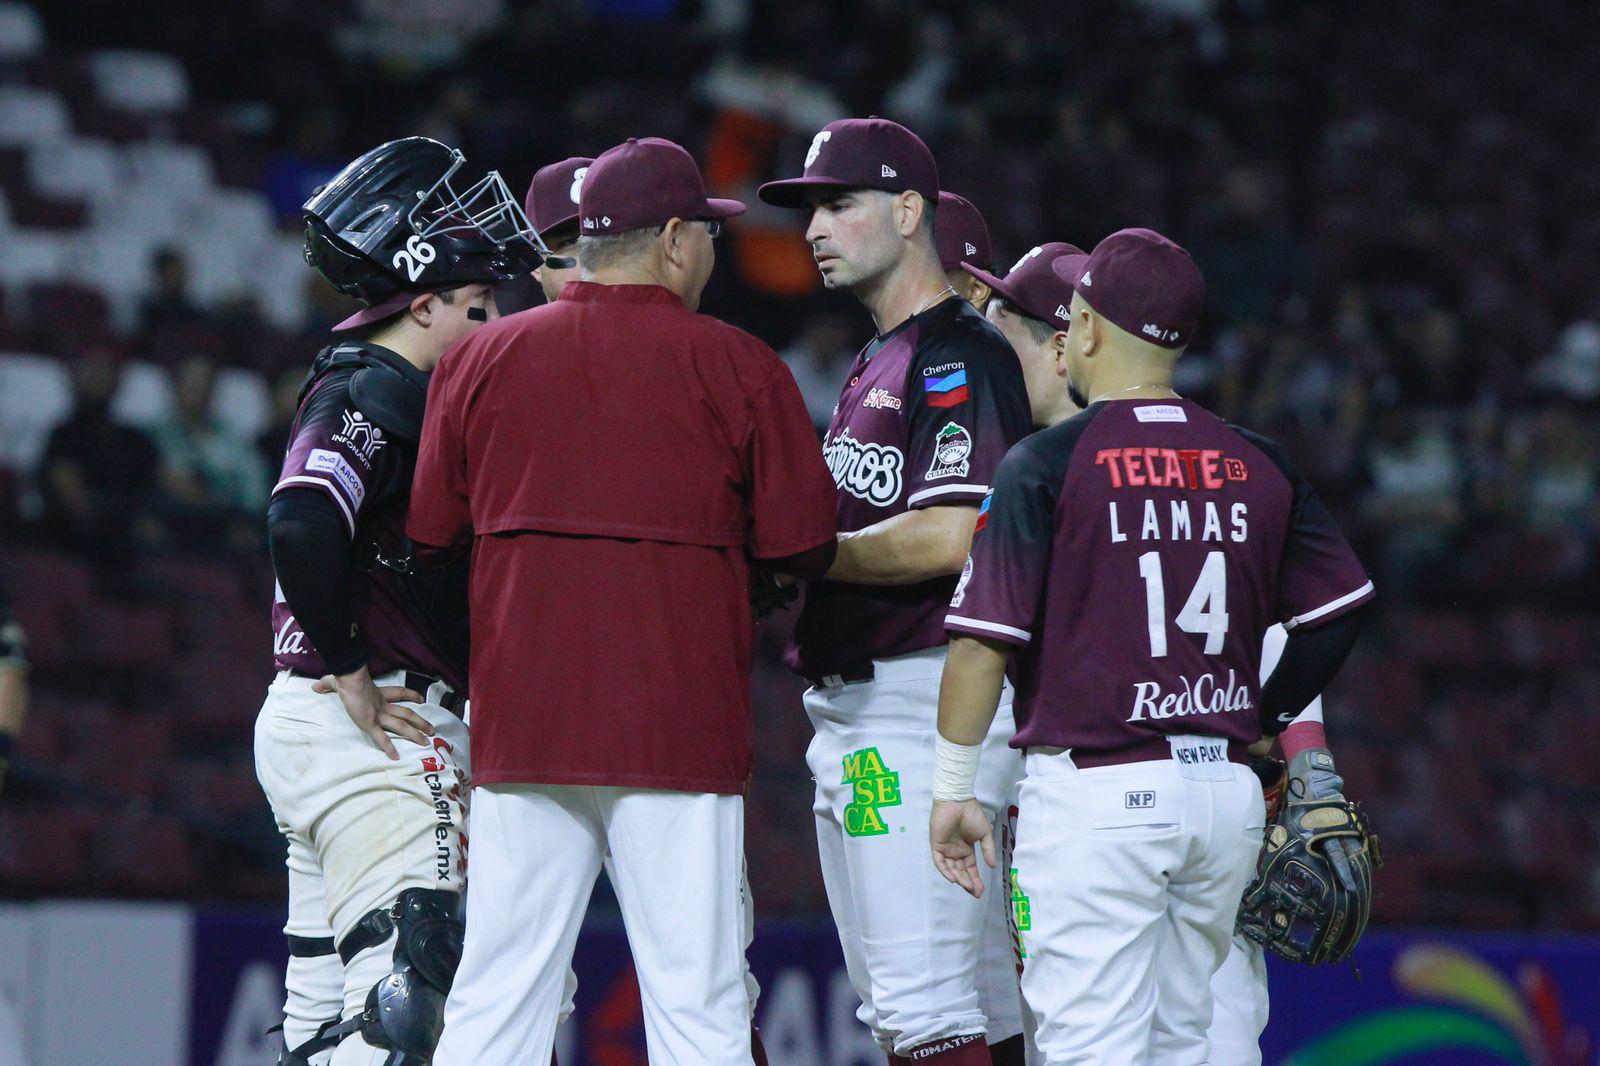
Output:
[0,227,70,292]
[0,3,45,65]
[26,135,120,203]
[120,141,213,206]
[24,282,112,339]
[0,85,70,148]
[211,366,273,442]
[87,49,191,114]
[0,350,71,472]
[106,359,175,428]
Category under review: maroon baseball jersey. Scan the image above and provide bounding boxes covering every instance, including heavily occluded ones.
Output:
[946,399,1374,754]
[270,343,465,688]
[408,282,837,794]
[787,297,1032,678]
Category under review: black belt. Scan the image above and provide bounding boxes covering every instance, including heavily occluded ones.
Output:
[804,663,876,688]
[290,668,465,717]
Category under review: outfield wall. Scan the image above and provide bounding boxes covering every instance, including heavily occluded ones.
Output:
[0,903,1594,1065]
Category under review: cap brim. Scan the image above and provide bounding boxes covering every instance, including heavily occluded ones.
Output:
[757,176,868,208]
[701,196,747,219]
[961,263,1015,303]
[331,292,419,333]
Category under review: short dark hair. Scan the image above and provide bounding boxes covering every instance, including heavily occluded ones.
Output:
[992,298,1059,344]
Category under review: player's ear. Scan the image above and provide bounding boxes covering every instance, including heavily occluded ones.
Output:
[408,292,436,327]
[895,191,922,238]
[1052,331,1070,377]
[659,217,687,266]
[1076,305,1099,358]
[971,279,992,308]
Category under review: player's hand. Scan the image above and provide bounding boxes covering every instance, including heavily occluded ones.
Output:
[930,798,995,899]
[1287,748,1359,892]
[316,668,431,759]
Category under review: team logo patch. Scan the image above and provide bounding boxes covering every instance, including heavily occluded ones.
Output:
[926,422,972,481]
[306,448,366,506]
[805,129,832,169]
[1010,246,1043,273]
[1010,868,1032,958]
[1126,790,1157,809]
[333,409,385,463]
[974,490,993,532]
[950,554,974,608]
[823,429,903,506]
[862,387,902,411]
[568,166,588,204]
[924,368,969,408]
[842,747,902,837]
[1133,403,1187,423]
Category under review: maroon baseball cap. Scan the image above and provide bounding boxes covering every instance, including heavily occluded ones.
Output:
[578,137,744,235]
[962,242,1086,330]
[331,290,424,333]
[758,117,939,208]
[525,156,594,239]
[1075,228,1205,349]
[935,192,993,271]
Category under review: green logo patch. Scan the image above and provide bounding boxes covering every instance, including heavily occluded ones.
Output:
[842,746,902,837]
[1011,868,1032,958]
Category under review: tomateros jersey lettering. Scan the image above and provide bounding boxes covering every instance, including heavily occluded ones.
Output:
[946,400,1374,753]
[791,297,1031,677]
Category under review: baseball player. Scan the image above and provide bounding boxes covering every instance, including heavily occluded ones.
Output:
[525,155,592,304]
[961,243,1332,1064]
[759,117,1032,1064]
[935,192,996,309]
[255,136,543,1066]
[412,136,837,1065]
[930,228,1374,1063]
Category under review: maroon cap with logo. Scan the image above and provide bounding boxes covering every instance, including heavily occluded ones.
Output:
[758,117,939,208]
[578,137,745,235]
[962,242,1086,330]
[524,156,594,239]
[935,192,993,271]
[1075,228,1205,349]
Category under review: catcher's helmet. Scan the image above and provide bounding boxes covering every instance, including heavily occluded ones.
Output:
[303,136,547,305]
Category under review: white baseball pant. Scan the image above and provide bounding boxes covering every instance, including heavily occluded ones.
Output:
[1012,739,1264,1065]
[434,783,752,1065]
[804,646,1025,1055]
[253,670,471,1065]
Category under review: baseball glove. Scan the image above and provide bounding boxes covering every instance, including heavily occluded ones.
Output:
[1236,782,1382,966]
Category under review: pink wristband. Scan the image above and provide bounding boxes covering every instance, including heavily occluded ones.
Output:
[1280,719,1328,762]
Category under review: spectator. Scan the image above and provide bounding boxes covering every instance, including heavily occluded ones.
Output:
[150,356,270,552]
[35,348,161,576]
[139,247,206,337]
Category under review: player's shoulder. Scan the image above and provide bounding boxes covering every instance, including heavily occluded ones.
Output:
[1219,417,1300,486]
[915,299,1017,372]
[1000,406,1106,489]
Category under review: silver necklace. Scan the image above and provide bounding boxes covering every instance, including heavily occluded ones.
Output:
[1092,383,1180,403]
[912,285,957,317]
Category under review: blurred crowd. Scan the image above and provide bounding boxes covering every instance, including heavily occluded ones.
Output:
[1,0,1597,927]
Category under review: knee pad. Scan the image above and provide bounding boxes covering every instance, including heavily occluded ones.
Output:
[334,888,464,1064]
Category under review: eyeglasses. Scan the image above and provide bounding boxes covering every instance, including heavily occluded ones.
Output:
[654,218,725,238]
